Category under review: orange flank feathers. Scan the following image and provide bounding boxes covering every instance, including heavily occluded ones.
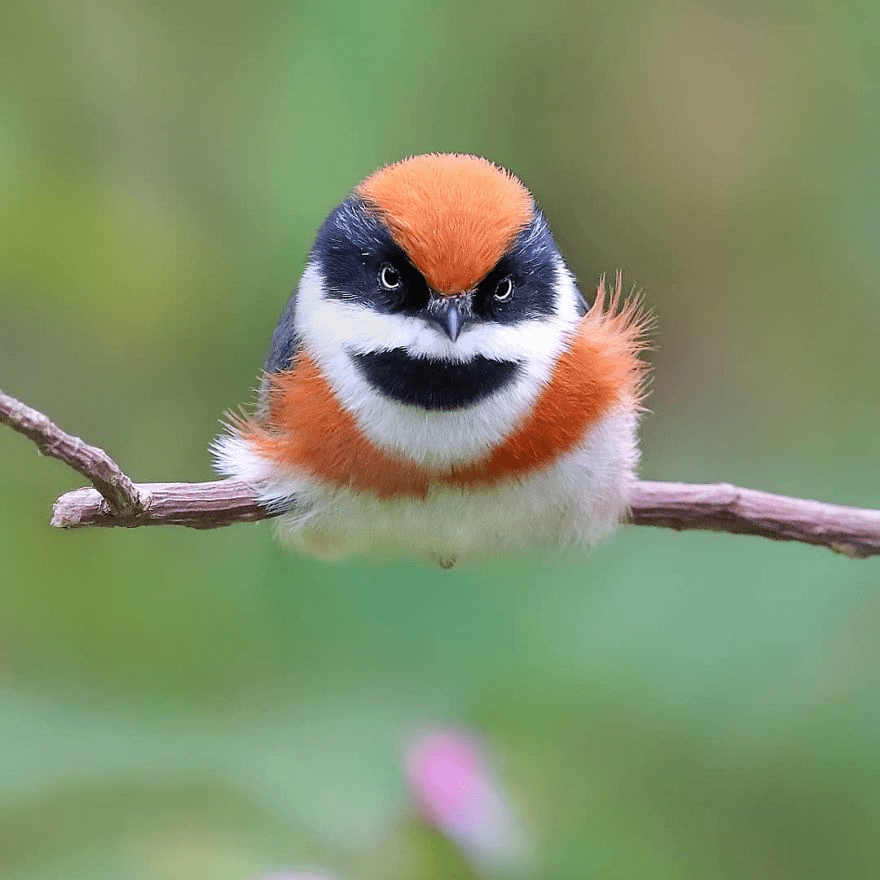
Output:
[470,275,648,482]
[357,154,534,295]
[241,276,648,499]
[246,353,441,499]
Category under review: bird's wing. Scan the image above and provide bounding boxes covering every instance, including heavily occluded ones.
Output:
[263,288,301,374]
[574,282,590,317]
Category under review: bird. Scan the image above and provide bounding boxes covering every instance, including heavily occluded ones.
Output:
[213,153,648,566]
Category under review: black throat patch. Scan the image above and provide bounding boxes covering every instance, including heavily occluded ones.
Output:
[351,349,521,411]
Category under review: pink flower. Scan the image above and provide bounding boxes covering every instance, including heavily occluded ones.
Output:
[405,728,527,869]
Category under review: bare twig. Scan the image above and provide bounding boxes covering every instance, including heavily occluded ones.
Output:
[50,481,267,529]
[2,389,879,557]
[627,481,880,559]
[0,390,144,516]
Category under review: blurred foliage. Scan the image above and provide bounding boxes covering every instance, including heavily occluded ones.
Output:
[1,1,879,878]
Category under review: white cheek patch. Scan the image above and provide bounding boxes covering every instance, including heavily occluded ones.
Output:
[293,262,583,467]
[300,263,574,365]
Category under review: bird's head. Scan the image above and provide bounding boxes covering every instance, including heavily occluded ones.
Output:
[290,154,587,413]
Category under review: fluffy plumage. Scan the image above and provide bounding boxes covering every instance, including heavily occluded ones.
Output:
[214,154,648,564]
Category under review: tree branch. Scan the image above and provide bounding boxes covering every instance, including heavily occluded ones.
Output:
[628,481,880,559]
[3,389,879,557]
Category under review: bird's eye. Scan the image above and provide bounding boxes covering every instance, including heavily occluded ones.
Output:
[379,265,402,290]
[494,277,514,302]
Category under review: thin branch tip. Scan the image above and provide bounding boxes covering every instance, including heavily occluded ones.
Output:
[1,389,145,516]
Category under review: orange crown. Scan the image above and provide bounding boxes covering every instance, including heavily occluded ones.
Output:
[357,153,534,295]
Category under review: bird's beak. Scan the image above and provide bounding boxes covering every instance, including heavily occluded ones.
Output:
[427,296,469,342]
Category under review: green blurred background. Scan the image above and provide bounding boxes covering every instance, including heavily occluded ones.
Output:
[1,1,879,878]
